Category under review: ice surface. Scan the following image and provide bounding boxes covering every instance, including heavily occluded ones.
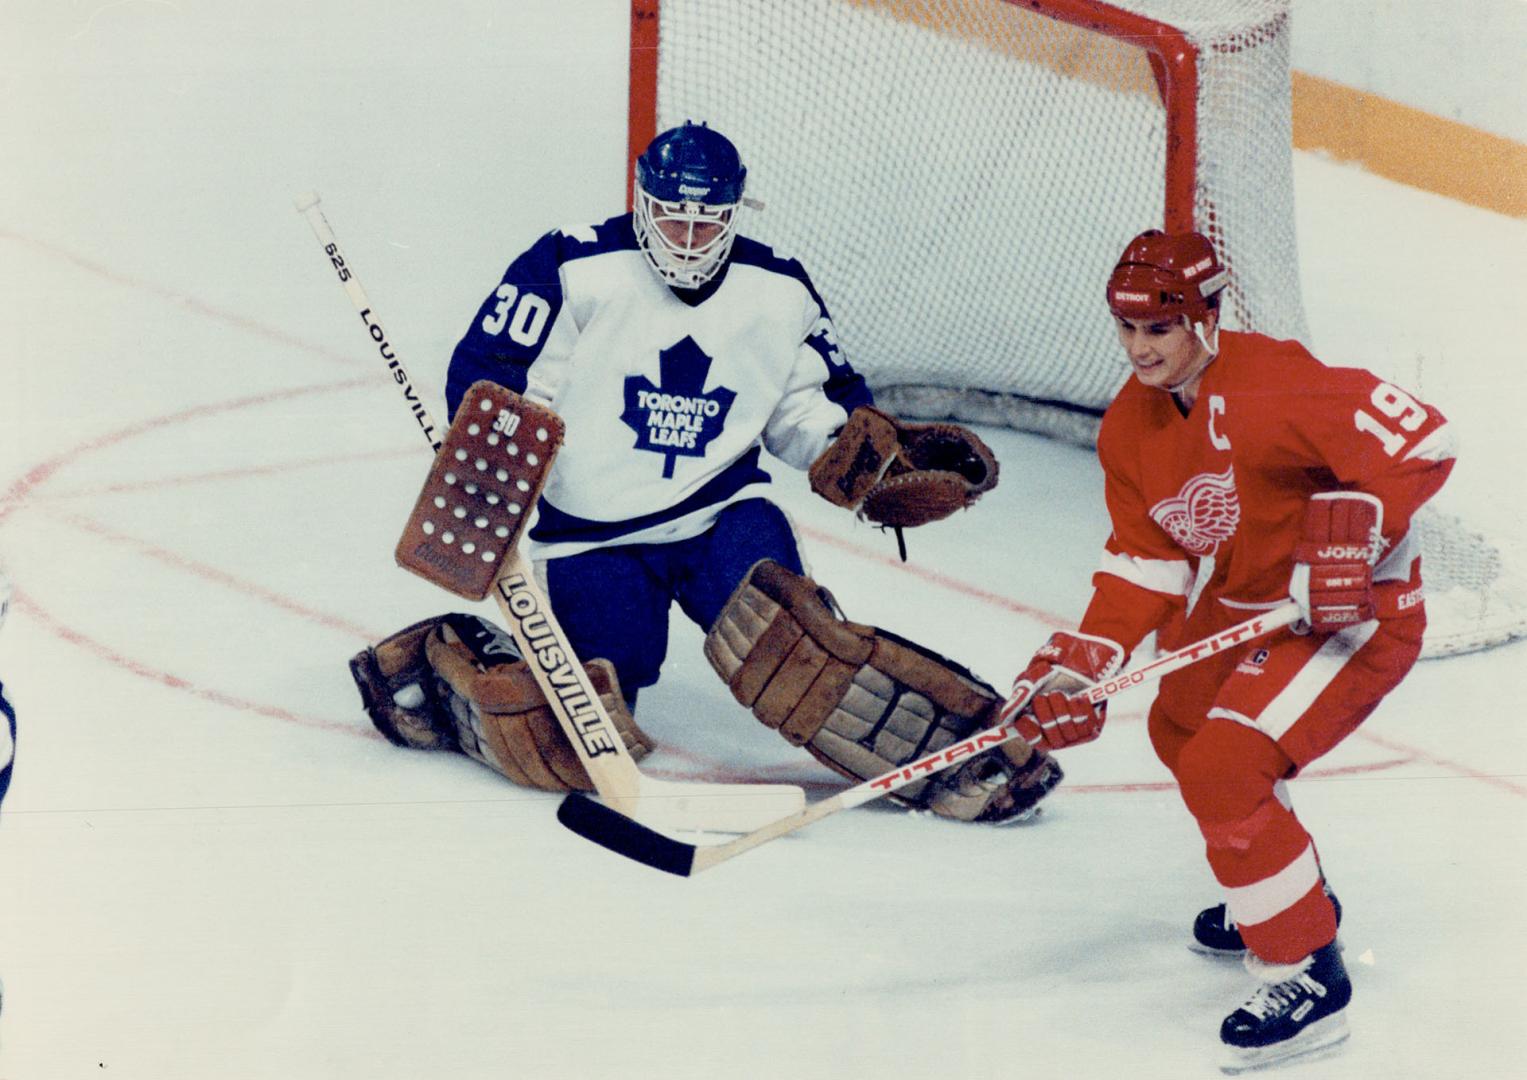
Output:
[0,3,1523,1078]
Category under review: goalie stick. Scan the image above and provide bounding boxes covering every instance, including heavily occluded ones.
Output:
[558,601,1302,876]
[294,191,805,833]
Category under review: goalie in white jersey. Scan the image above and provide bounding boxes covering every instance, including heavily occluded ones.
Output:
[352,123,1063,825]
[448,123,869,565]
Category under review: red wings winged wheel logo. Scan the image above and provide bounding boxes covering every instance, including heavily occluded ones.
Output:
[1149,467,1240,555]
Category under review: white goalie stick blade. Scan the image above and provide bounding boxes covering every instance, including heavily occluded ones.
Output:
[631,776,806,835]
[560,602,1306,876]
[559,785,852,877]
[556,714,1021,877]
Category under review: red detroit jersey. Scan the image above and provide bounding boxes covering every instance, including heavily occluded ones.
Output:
[1081,330,1455,653]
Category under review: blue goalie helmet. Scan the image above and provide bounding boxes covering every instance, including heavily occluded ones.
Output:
[633,122,747,289]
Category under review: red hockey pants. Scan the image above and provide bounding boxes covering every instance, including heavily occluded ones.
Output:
[1148,603,1425,963]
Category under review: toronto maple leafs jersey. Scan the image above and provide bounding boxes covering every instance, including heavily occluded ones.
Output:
[445,214,871,560]
[1077,331,1456,653]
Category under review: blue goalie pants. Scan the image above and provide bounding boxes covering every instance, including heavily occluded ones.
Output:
[543,498,803,709]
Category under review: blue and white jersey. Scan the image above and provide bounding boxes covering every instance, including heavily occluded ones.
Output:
[446,213,872,560]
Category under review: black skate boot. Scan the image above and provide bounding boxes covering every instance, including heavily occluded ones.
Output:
[1219,940,1351,1074]
[1191,886,1341,957]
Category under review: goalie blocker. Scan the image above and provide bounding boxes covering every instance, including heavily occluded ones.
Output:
[351,613,655,792]
[705,560,1061,823]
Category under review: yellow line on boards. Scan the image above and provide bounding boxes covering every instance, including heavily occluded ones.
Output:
[1293,71,1526,219]
[772,3,1527,219]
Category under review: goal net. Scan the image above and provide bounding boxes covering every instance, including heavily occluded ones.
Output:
[629,0,1527,657]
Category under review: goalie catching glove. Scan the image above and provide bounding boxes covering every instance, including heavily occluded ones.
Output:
[809,405,999,528]
[350,613,654,792]
[705,560,1061,823]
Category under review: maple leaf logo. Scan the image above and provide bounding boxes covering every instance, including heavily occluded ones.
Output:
[620,336,736,478]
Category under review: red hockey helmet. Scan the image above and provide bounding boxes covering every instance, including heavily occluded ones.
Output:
[1106,230,1229,323]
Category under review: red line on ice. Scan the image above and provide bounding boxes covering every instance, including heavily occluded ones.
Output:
[31,447,417,501]
[0,229,362,367]
[43,505,383,642]
[1352,728,1526,797]
[0,379,375,525]
[3,232,1518,802]
[798,523,1072,630]
[10,588,374,739]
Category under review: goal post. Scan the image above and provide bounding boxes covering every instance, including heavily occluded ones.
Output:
[626,0,1527,658]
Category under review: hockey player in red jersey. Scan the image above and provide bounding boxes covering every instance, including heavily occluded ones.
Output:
[1002,229,1455,1073]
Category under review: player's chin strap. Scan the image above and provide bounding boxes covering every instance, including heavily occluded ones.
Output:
[1166,317,1220,396]
[1190,316,1220,355]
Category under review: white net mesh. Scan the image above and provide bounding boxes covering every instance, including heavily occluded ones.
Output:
[1410,512,1527,657]
[642,0,1527,657]
[650,0,1303,428]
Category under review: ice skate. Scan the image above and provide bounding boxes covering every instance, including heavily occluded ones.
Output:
[1219,941,1351,1074]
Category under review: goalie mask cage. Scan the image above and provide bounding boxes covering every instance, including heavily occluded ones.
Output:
[627,0,1527,658]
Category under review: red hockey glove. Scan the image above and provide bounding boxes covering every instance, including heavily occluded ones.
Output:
[999,631,1124,751]
[1289,492,1386,633]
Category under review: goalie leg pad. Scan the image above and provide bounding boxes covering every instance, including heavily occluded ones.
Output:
[351,614,654,793]
[705,560,1060,821]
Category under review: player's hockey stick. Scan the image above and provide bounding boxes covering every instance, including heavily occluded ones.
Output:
[295,191,806,833]
[558,601,1302,875]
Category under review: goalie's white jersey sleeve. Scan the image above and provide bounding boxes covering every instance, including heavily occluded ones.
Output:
[446,214,871,559]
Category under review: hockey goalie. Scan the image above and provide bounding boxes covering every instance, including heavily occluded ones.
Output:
[350,120,1056,824]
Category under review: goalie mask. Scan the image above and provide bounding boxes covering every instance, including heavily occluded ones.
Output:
[1107,229,1229,327]
[634,122,747,289]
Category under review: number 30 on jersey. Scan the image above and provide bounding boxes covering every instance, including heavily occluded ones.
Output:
[481,284,551,346]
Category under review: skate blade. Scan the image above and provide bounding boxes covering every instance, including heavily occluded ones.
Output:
[1188,940,1247,959]
[1220,1013,1349,1074]
[1193,933,1344,961]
